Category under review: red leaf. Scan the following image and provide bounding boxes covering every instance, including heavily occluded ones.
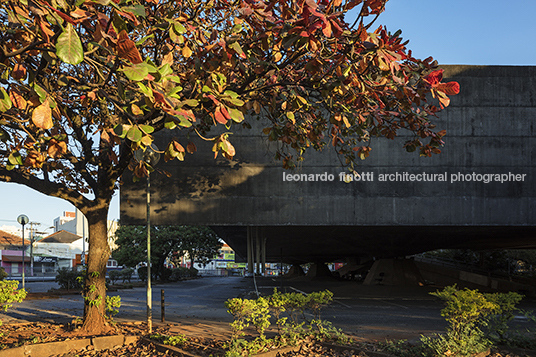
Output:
[423,69,443,87]
[436,81,460,95]
[214,107,227,124]
[322,20,332,37]
[12,63,26,80]
[117,30,143,64]
[186,142,197,154]
[220,105,231,120]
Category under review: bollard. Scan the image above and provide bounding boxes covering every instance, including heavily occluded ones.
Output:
[161,289,165,322]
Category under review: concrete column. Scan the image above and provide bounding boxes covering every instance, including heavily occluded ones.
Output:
[260,228,266,276]
[247,226,253,274]
[255,227,261,275]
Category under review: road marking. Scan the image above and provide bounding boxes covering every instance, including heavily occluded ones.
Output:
[379,300,409,309]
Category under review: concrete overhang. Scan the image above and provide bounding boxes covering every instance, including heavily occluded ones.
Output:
[120,65,536,262]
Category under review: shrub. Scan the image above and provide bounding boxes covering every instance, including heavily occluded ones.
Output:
[0,267,7,281]
[224,289,337,356]
[108,270,121,285]
[160,267,173,281]
[105,295,121,318]
[0,280,27,328]
[484,291,524,341]
[120,268,133,283]
[55,268,84,290]
[137,266,147,282]
[421,285,499,356]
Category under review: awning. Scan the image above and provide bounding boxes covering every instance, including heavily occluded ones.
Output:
[1,255,26,262]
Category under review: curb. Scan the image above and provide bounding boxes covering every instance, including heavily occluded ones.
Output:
[0,334,140,357]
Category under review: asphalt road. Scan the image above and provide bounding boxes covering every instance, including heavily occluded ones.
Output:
[2,276,535,342]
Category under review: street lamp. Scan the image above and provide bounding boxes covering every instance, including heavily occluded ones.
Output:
[17,214,29,290]
[135,144,160,333]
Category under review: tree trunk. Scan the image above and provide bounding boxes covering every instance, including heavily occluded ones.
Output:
[80,208,112,334]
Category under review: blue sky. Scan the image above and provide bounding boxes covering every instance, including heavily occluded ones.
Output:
[1,0,535,234]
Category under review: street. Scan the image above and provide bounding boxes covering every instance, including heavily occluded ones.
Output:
[2,276,536,342]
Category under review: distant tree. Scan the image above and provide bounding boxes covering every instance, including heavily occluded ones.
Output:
[179,226,221,268]
[113,225,221,278]
[0,0,459,333]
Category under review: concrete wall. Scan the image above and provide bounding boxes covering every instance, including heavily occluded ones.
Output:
[121,65,535,227]
[120,66,536,262]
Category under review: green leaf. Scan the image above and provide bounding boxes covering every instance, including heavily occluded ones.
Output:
[126,125,143,142]
[121,5,146,18]
[135,34,154,46]
[137,82,153,97]
[228,107,244,123]
[159,64,173,77]
[176,115,192,128]
[164,119,177,130]
[56,23,84,65]
[167,86,183,98]
[181,99,198,107]
[8,151,23,166]
[0,128,10,142]
[166,76,181,84]
[139,125,154,134]
[33,84,48,103]
[0,88,12,112]
[120,63,149,81]
[286,112,295,121]
[173,22,187,35]
[113,124,131,138]
[229,42,244,55]
[223,90,239,99]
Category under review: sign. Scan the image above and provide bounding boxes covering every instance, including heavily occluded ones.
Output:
[34,256,57,263]
[227,263,246,268]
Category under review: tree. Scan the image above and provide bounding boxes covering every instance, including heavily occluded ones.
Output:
[179,226,221,268]
[112,225,220,279]
[0,0,459,333]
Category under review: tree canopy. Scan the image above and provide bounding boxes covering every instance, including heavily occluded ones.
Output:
[113,225,221,279]
[0,0,459,333]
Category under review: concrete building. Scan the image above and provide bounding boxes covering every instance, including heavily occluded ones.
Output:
[33,230,84,272]
[121,65,536,268]
[53,209,120,252]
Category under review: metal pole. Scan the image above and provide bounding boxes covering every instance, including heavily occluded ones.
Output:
[82,212,86,267]
[147,173,152,333]
[30,223,34,277]
[22,223,25,290]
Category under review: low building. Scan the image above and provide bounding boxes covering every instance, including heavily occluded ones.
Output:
[0,229,31,276]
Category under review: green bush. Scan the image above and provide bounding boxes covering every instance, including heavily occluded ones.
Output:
[169,267,199,281]
[0,267,7,281]
[160,267,173,281]
[0,280,27,329]
[55,268,84,290]
[108,270,121,285]
[224,289,338,357]
[420,285,522,357]
[137,266,147,282]
[105,295,121,318]
[484,291,524,341]
[120,268,133,283]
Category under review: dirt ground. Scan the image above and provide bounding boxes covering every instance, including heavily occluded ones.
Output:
[2,288,536,356]
[1,317,535,356]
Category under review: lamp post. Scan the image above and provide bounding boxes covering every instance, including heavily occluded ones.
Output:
[135,144,160,333]
[17,214,29,290]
